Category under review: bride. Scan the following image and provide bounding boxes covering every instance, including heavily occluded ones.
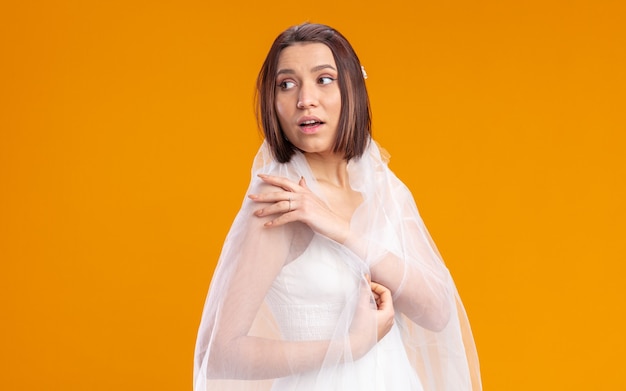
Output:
[193,22,481,391]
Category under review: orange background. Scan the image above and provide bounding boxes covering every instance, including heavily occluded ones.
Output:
[1,1,624,390]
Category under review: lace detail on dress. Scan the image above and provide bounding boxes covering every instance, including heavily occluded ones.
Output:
[269,302,345,340]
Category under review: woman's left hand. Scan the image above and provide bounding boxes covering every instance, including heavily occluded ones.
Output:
[248,174,350,243]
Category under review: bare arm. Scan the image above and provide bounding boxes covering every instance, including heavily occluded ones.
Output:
[344,182,452,331]
[344,226,452,332]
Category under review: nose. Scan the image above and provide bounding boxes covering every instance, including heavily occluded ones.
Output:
[297,82,318,109]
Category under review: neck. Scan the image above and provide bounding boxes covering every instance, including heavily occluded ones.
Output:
[304,152,350,189]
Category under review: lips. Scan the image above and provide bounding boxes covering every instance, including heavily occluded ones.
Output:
[300,119,322,126]
[298,116,324,133]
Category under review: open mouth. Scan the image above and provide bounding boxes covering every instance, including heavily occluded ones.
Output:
[299,119,324,128]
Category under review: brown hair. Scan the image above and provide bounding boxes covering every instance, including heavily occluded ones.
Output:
[256,23,371,163]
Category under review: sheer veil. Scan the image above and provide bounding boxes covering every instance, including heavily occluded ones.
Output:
[193,139,481,390]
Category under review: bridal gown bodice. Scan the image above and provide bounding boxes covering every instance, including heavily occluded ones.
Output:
[264,235,424,391]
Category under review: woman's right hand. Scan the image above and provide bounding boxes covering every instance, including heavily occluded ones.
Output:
[249,175,352,244]
[349,276,395,359]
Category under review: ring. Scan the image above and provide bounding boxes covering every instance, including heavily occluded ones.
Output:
[288,196,292,212]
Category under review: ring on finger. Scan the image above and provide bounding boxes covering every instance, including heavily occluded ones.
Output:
[288,196,292,212]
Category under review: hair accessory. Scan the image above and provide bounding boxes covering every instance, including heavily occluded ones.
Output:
[361,66,368,79]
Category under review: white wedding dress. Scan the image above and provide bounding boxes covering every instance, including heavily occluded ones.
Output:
[265,234,424,391]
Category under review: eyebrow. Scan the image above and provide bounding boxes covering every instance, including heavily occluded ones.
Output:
[276,64,337,76]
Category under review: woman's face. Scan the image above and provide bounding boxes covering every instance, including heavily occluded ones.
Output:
[275,42,341,157]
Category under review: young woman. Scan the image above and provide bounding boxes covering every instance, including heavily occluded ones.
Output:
[194,23,481,391]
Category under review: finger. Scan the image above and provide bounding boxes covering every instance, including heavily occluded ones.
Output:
[254,199,292,217]
[263,210,299,227]
[370,282,392,301]
[248,191,292,204]
[258,174,301,192]
[370,282,393,311]
[299,176,308,189]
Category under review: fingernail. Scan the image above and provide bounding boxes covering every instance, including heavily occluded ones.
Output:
[248,194,258,199]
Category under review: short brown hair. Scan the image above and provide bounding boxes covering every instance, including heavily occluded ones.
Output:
[256,23,371,163]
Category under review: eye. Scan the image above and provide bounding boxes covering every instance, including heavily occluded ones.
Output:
[278,80,296,90]
[318,76,336,85]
